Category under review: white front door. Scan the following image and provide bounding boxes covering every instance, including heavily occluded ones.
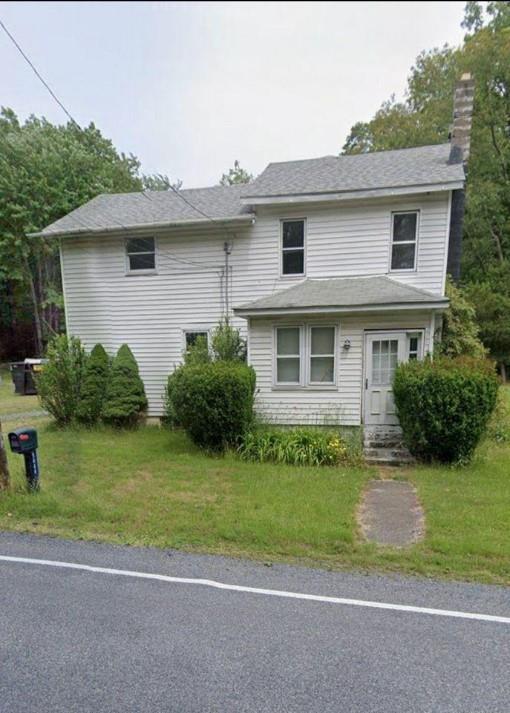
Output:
[364,332,408,426]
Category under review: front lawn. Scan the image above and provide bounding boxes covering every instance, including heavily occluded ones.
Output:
[0,366,40,416]
[0,397,509,584]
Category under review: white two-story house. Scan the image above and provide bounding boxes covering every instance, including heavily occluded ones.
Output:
[33,76,474,431]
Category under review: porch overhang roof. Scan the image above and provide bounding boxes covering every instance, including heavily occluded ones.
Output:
[234,276,448,318]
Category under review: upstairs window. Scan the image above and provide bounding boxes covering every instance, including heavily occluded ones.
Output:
[390,212,418,271]
[126,237,156,272]
[281,220,305,276]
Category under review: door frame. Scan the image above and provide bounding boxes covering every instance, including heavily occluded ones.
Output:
[362,328,425,425]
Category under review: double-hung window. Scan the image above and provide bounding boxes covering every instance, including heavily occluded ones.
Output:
[126,237,156,272]
[276,327,301,384]
[281,220,305,276]
[390,211,418,271]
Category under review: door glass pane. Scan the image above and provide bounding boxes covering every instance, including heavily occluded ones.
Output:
[311,327,334,355]
[310,357,334,383]
[277,328,299,355]
[277,358,300,383]
[371,339,399,385]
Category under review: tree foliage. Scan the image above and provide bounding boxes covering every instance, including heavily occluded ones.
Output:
[438,278,486,358]
[342,2,510,367]
[0,110,169,358]
[219,160,253,186]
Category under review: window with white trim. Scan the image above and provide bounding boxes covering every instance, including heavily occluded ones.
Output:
[185,331,209,349]
[390,211,418,271]
[276,327,301,384]
[126,237,156,272]
[309,326,335,384]
[281,220,305,275]
[407,333,422,361]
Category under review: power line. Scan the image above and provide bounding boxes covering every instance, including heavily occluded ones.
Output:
[0,18,78,125]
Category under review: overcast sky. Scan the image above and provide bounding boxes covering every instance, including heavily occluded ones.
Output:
[2,1,466,187]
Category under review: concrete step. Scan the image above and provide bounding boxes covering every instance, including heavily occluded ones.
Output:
[365,455,415,466]
[364,438,404,449]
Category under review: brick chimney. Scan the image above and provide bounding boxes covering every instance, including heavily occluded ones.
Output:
[449,73,475,165]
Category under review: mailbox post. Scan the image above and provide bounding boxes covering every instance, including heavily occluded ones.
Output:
[8,427,40,490]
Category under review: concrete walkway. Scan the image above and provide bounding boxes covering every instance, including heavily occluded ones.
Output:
[358,479,425,546]
[0,409,47,422]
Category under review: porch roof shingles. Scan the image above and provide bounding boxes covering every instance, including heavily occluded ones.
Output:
[240,144,464,200]
[234,276,448,315]
[32,184,254,238]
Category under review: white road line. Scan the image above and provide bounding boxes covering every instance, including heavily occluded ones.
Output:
[1,554,509,625]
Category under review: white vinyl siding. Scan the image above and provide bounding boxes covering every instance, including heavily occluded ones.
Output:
[250,312,433,426]
[61,191,450,416]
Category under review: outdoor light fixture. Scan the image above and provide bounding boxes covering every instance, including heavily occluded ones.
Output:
[343,339,351,351]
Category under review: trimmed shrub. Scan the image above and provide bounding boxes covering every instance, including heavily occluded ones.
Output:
[238,427,353,467]
[167,362,256,450]
[37,334,87,425]
[102,344,147,427]
[393,356,499,463]
[76,344,110,424]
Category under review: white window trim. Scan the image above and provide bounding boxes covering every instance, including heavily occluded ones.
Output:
[405,330,425,360]
[273,325,304,387]
[182,327,211,353]
[280,218,307,279]
[125,236,158,275]
[389,210,419,273]
[308,325,337,386]
[272,323,338,390]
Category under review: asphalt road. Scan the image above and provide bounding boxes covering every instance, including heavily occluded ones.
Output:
[0,533,509,713]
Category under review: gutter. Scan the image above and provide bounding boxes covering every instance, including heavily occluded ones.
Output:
[234,300,449,318]
[240,181,464,206]
[28,213,256,239]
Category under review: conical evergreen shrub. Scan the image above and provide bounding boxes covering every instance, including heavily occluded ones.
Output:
[102,344,147,427]
[76,344,110,424]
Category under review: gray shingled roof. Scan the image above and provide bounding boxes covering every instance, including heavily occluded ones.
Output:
[33,143,464,238]
[241,144,464,199]
[33,184,254,238]
[235,276,448,314]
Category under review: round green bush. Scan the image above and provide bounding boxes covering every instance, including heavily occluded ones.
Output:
[76,344,110,424]
[102,344,147,427]
[167,362,256,450]
[393,356,499,463]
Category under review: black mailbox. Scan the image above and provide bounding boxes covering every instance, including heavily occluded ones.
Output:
[8,427,40,490]
[8,427,38,454]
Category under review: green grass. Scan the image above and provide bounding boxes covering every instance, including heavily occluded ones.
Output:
[0,386,509,585]
[0,366,40,416]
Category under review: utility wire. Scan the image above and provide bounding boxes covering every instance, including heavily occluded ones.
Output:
[0,18,78,125]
